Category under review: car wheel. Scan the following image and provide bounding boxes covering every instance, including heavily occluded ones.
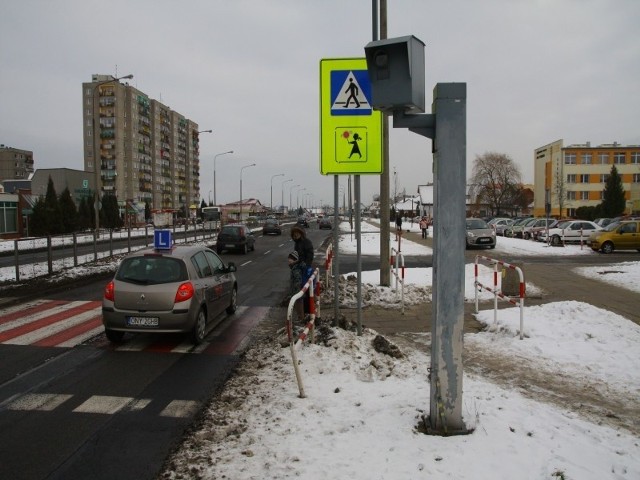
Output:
[105,328,124,343]
[523,232,530,240]
[601,241,614,254]
[226,287,238,314]
[191,308,206,345]
[242,244,248,254]
[551,235,562,246]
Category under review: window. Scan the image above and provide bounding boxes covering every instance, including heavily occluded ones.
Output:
[582,153,592,164]
[580,191,589,200]
[614,152,625,164]
[566,174,577,183]
[633,173,640,183]
[564,153,577,164]
[598,152,609,164]
[567,191,577,200]
[600,174,609,183]
[631,152,640,164]
[579,174,589,183]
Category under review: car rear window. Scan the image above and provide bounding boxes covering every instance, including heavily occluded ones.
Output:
[221,226,241,236]
[116,256,187,284]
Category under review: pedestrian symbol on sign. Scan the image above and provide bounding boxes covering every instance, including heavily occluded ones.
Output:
[330,70,372,116]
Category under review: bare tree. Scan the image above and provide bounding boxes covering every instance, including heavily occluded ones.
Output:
[469,152,522,216]
[554,167,567,218]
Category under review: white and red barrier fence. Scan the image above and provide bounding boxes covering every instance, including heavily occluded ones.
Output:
[474,255,526,340]
[390,247,406,315]
[286,267,321,398]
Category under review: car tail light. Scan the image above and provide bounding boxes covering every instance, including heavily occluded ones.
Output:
[175,282,195,303]
[104,281,115,301]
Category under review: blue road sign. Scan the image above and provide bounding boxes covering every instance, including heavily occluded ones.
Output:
[154,229,173,250]
[330,70,373,116]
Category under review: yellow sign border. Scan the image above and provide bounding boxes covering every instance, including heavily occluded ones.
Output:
[319,58,383,175]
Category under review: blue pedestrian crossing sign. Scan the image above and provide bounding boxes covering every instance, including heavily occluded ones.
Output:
[154,229,173,250]
[320,58,382,175]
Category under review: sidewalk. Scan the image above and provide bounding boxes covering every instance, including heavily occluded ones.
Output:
[335,226,640,335]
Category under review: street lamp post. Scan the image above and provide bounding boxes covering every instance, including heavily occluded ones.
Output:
[297,187,306,212]
[213,150,233,205]
[240,163,256,221]
[92,73,133,238]
[290,184,300,212]
[282,178,292,215]
[270,173,284,212]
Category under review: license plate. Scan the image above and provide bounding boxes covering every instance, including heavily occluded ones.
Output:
[479,238,491,243]
[126,316,159,327]
[226,244,235,248]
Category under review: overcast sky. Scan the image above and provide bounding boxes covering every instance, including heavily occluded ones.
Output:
[2,0,639,208]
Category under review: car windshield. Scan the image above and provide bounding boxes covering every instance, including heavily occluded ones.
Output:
[466,218,488,230]
[117,256,187,285]
[555,220,571,229]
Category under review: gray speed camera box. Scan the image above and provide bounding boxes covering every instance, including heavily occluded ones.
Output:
[364,35,426,113]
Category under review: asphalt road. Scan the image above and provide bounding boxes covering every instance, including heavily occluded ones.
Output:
[0,223,328,480]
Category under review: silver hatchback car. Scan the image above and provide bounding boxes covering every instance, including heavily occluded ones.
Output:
[466,218,496,249]
[102,245,237,344]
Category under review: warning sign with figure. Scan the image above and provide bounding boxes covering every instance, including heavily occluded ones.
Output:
[320,58,382,175]
[330,70,372,116]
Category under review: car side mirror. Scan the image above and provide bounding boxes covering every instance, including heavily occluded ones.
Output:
[226,263,237,273]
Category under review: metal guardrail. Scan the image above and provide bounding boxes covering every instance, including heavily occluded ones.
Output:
[4,224,217,283]
[474,255,526,340]
[390,247,406,315]
[286,267,321,398]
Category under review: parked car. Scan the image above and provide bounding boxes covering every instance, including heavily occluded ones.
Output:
[215,224,256,254]
[529,219,564,242]
[296,216,309,228]
[319,217,332,230]
[589,220,640,254]
[102,245,238,344]
[504,217,537,238]
[594,217,614,228]
[521,218,556,240]
[538,220,601,245]
[262,218,282,235]
[489,218,514,236]
[465,218,496,249]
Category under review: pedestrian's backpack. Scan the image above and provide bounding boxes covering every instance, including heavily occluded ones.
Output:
[301,265,315,289]
[301,265,320,294]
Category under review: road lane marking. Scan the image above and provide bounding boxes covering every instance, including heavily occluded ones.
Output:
[159,400,201,418]
[73,395,135,415]
[7,393,73,411]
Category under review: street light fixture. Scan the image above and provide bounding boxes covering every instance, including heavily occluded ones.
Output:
[239,163,256,221]
[281,178,292,215]
[297,187,306,211]
[213,150,233,205]
[270,173,284,212]
[198,129,213,134]
[93,73,133,238]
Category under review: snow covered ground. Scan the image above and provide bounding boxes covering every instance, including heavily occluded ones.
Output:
[159,221,640,480]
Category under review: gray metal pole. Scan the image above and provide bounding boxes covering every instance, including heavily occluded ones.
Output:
[429,83,467,433]
[355,175,362,335]
[378,0,391,287]
[333,175,340,325]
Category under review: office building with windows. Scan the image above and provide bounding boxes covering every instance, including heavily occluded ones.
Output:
[534,140,640,218]
[82,75,203,214]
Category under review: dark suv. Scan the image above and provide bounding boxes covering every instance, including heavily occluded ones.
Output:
[215,224,255,254]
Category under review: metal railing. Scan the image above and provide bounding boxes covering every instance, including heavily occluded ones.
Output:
[474,255,526,340]
[390,247,406,314]
[286,267,320,398]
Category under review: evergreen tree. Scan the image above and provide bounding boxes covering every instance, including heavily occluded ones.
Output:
[601,165,626,217]
[78,197,92,230]
[30,197,48,236]
[44,176,63,234]
[59,188,78,233]
[101,194,123,230]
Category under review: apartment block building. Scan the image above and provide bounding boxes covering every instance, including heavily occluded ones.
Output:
[82,75,202,213]
[534,140,640,218]
[0,145,34,183]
